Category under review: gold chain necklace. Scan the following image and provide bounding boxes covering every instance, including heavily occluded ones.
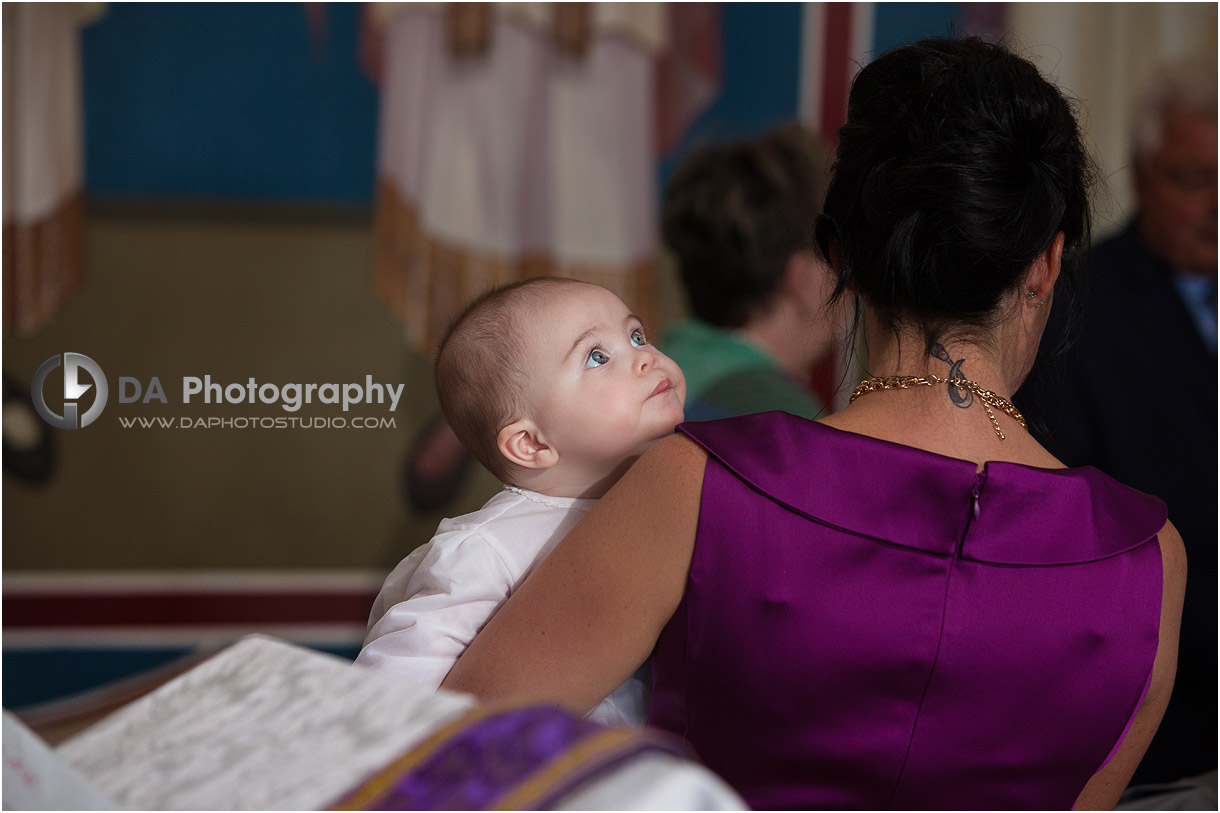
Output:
[850,375,1027,440]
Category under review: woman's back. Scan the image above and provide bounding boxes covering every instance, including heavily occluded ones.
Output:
[444,37,1187,809]
[651,413,1166,809]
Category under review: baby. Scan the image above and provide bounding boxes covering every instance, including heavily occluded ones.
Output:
[356,277,686,725]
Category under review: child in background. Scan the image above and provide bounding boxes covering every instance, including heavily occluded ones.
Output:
[661,122,840,422]
[356,277,686,726]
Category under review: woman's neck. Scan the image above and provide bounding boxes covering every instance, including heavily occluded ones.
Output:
[820,317,1059,469]
[865,333,1011,396]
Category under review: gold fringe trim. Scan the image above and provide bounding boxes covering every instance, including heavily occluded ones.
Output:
[447,3,492,57]
[3,193,85,336]
[374,179,656,358]
[446,2,594,59]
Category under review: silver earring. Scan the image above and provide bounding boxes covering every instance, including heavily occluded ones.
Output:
[1027,290,1037,299]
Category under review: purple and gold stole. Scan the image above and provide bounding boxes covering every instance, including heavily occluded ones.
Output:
[329,701,690,810]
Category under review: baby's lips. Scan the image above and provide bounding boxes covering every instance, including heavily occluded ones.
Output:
[649,379,673,398]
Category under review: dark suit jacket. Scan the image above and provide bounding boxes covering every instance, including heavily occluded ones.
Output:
[1016,221,1217,784]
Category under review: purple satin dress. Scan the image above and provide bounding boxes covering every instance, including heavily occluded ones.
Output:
[650,412,1166,810]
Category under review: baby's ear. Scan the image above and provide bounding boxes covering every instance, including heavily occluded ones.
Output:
[497,420,559,470]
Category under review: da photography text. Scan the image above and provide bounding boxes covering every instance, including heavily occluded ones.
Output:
[32,352,405,431]
[124,375,406,413]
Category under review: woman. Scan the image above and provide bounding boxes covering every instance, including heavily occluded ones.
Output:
[444,37,1184,810]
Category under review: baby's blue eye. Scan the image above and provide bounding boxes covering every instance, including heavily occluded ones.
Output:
[630,328,647,347]
[585,349,609,368]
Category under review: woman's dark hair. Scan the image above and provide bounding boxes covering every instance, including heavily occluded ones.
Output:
[817,37,1097,351]
[663,122,831,329]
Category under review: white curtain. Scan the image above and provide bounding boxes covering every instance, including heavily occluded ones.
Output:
[1008,2,1218,238]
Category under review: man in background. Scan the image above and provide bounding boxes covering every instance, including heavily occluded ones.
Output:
[1017,57,1217,788]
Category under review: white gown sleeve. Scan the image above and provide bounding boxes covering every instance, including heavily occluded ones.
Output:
[354,529,517,690]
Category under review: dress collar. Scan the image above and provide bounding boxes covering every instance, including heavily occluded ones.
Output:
[679,412,1166,566]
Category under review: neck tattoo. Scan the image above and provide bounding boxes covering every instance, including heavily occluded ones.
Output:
[850,343,1026,440]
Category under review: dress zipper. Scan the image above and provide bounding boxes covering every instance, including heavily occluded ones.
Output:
[971,469,987,522]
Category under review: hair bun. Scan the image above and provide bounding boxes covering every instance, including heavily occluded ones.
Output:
[820,37,1096,346]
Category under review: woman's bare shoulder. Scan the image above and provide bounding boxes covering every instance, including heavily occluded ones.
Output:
[648,431,709,468]
[589,432,708,510]
[1158,518,1186,595]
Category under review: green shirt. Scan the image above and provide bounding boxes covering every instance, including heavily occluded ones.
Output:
[660,319,825,422]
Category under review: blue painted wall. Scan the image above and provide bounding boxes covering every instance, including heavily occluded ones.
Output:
[658,3,805,189]
[82,3,378,203]
[3,644,362,709]
[873,2,963,57]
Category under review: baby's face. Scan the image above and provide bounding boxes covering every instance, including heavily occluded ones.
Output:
[518,284,686,476]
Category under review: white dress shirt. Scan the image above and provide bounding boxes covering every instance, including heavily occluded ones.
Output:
[356,486,649,726]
